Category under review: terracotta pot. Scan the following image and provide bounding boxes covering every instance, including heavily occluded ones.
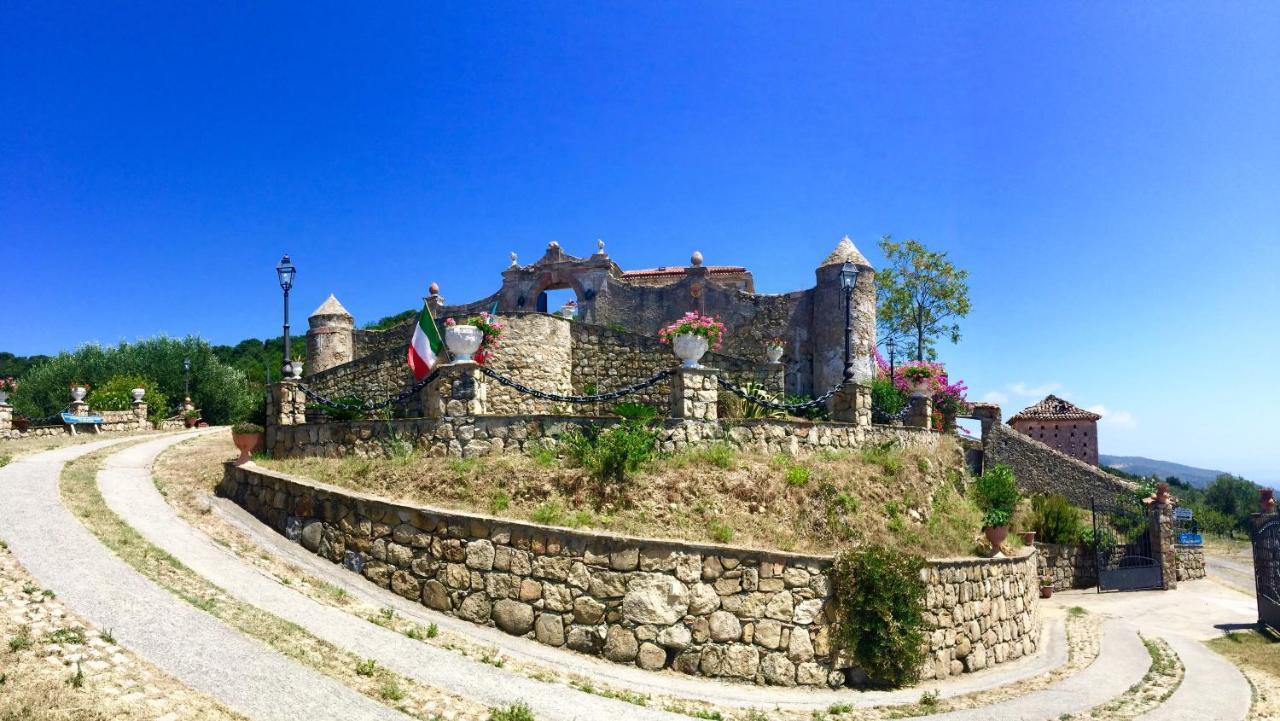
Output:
[184,416,198,428]
[1040,585,1054,599]
[984,525,1009,556]
[1021,531,1036,545]
[1263,489,1276,514]
[232,432,261,466]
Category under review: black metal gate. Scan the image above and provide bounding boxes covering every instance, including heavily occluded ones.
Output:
[1253,517,1280,631]
[1091,496,1163,592]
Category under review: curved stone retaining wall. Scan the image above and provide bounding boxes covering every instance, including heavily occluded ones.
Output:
[219,464,1041,687]
[1035,542,1098,591]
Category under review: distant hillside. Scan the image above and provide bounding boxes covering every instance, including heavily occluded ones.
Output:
[1099,455,1228,489]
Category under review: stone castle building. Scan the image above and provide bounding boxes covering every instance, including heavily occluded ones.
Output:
[306,237,877,399]
[1008,395,1101,465]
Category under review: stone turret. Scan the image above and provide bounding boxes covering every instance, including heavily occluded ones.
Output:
[306,294,354,376]
[812,236,876,394]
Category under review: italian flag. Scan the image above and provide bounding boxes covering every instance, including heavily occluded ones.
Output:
[407,303,445,380]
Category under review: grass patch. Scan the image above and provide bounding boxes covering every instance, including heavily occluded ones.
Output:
[1209,628,1280,677]
[489,702,535,721]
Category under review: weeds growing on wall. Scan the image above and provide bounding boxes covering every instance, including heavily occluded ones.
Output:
[561,421,657,491]
[830,544,927,687]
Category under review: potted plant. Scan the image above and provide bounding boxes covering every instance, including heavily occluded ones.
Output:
[184,410,201,428]
[765,338,784,363]
[0,377,16,405]
[1021,530,1036,545]
[231,422,264,466]
[974,464,1020,557]
[1040,575,1054,599]
[658,311,726,368]
[899,363,935,397]
[444,313,504,364]
[559,299,578,319]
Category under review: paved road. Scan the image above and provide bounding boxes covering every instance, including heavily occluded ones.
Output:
[0,433,406,721]
[1205,549,1255,597]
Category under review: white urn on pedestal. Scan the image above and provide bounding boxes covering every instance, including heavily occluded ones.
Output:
[70,386,88,402]
[131,388,146,402]
[672,334,709,369]
[291,363,304,380]
[0,391,8,405]
[445,325,484,362]
[765,345,784,363]
[908,377,933,398]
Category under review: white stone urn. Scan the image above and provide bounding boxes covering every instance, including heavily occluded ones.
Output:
[765,345,784,363]
[130,388,146,402]
[0,391,8,405]
[445,325,484,362]
[291,362,304,380]
[559,302,577,319]
[70,386,88,402]
[672,333,709,369]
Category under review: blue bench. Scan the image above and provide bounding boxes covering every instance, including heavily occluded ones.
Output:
[60,411,105,435]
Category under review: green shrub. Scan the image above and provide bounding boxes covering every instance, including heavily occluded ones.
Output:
[323,395,371,421]
[785,394,830,421]
[13,337,254,424]
[707,519,734,543]
[859,441,902,476]
[737,382,785,419]
[973,464,1019,527]
[489,703,535,721]
[870,377,908,423]
[1080,526,1117,550]
[613,403,658,422]
[785,464,811,486]
[530,501,566,526]
[355,658,378,676]
[831,544,927,687]
[561,421,657,488]
[1029,495,1083,544]
[88,374,170,423]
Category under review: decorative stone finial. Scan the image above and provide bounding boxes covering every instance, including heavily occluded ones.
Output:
[428,282,440,296]
[596,239,606,254]
[548,240,560,250]
[691,250,704,267]
[509,251,518,267]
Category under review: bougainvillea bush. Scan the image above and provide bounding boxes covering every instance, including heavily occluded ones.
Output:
[657,312,726,350]
[870,351,970,428]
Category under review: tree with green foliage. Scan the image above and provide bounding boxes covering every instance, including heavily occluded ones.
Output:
[12,336,254,425]
[875,236,972,361]
[88,374,170,423]
[1203,473,1258,535]
[0,352,51,378]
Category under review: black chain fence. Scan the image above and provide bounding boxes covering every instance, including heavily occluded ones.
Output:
[716,376,843,412]
[298,368,441,414]
[478,366,673,404]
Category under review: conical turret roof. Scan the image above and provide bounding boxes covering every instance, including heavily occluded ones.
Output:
[309,294,352,318]
[820,235,871,267]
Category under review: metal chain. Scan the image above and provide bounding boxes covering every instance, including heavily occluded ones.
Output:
[716,376,843,411]
[478,366,673,404]
[297,368,441,413]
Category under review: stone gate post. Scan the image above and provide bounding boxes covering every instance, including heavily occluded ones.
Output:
[268,380,306,426]
[0,400,11,434]
[132,400,148,430]
[1149,483,1177,590]
[905,394,933,429]
[670,367,718,421]
[760,361,786,396]
[827,383,871,426]
[422,361,489,418]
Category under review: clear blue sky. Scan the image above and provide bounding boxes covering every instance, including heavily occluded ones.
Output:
[3,3,1277,480]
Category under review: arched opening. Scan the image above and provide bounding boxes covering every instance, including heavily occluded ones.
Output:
[539,286,578,318]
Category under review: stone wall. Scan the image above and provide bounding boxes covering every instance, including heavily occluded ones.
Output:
[1034,542,1097,591]
[219,463,1040,687]
[1174,544,1205,582]
[0,403,149,440]
[265,413,941,460]
[984,424,1135,508]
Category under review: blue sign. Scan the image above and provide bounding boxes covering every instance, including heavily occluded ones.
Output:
[60,412,104,424]
[1178,533,1203,546]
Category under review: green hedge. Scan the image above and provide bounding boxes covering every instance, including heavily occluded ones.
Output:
[87,374,169,423]
[831,544,927,687]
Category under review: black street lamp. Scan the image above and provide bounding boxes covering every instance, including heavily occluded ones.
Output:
[276,254,297,377]
[839,261,859,383]
[183,357,191,400]
[887,336,897,384]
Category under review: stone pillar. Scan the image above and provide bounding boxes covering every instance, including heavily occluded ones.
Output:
[827,383,871,427]
[670,367,718,421]
[0,401,11,433]
[423,362,489,418]
[132,401,148,430]
[425,282,446,317]
[1149,483,1177,590]
[69,400,89,417]
[269,381,307,427]
[182,397,196,413]
[905,394,932,429]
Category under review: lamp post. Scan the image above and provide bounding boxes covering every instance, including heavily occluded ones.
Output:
[839,261,859,383]
[887,336,897,385]
[275,254,297,377]
[183,357,190,401]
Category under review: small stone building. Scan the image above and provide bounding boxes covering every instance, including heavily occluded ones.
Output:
[1008,395,1101,465]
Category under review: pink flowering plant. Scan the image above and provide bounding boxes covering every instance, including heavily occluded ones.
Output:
[0,377,16,394]
[766,337,785,348]
[869,351,971,429]
[658,312,726,351]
